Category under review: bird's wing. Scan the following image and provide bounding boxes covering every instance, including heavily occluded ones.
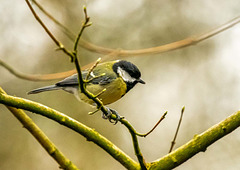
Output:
[90,75,113,85]
[56,74,79,87]
[56,69,117,87]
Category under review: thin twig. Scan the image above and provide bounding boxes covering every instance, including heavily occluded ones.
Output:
[69,7,105,110]
[25,0,74,60]
[169,106,185,153]
[73,6,91,54]
[69,7,117,126]
[85,57,102,81]
[136,111,168,137]
[94,88,106,98]
[31,0,76,41]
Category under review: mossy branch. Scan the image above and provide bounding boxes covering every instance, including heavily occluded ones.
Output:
[149,110,240,170]
[0,88,79,170]
[0,87,140,170]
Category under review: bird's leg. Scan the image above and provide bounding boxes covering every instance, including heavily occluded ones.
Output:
[102,107,124,125]
[101,109,111,119]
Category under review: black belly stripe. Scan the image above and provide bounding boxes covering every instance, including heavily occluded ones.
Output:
[125,81,137,93]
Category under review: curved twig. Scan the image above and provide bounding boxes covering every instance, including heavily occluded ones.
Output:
[0,59,75,81]
[80,16,240,57]
[32,0,240,56]
[136,111,168,137]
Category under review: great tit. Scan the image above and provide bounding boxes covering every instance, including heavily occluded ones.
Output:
[28,60,145,121]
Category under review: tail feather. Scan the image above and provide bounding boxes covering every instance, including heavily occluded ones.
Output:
[28,85,61,94]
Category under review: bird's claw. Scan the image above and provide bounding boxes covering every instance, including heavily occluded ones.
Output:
[102,108,123,125]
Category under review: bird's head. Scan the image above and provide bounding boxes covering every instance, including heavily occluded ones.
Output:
[113,60,145,92]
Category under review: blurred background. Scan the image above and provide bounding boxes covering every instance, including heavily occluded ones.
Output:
[0,0,240,169]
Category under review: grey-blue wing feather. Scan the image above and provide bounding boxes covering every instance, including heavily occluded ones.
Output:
[56,70,115,87]
[91,76,112,85]
[28,85,60,94]
[56,74,79,86]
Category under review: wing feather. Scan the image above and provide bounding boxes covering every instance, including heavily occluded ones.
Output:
[56,67,117,87]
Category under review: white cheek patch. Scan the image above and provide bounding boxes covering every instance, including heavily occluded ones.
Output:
[117,67,136,83]
[90,71,95,78]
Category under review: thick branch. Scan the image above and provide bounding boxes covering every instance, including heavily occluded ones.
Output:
[0,88,79,170]
[0,89,140,170]
[149,110,240,170]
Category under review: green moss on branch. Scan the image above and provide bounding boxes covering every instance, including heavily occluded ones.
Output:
[149,110,240,170]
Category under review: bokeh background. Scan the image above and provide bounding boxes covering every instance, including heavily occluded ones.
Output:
[1,0,240,169]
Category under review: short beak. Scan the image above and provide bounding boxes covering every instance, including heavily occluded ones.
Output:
[137,78,145,84]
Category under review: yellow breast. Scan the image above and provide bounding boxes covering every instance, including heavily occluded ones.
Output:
[79,77,127,105]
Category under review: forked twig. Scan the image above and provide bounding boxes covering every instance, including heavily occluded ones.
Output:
[169,106,185,153]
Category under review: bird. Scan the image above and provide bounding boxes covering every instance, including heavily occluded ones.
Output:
[28,60,145,123]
